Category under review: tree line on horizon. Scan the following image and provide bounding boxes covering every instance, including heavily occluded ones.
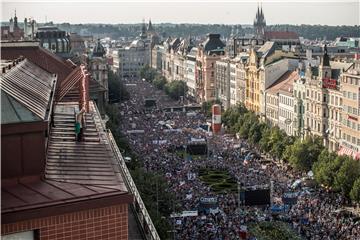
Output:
[51,22,359,41]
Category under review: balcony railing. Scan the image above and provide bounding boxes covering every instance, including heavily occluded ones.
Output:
[108,131,160,240]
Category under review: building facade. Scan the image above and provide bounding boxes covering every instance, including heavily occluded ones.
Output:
[196,34,225,102]
[339,61,360,159]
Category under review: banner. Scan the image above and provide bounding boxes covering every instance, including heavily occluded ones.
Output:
[199,197,218,214]
[187,172,196,180]
[282,192,298,205]
[181,211,198,217]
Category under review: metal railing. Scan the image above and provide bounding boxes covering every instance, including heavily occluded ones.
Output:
[108,131,161,240]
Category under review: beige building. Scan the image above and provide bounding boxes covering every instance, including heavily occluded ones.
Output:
[304,46,353,151]
[339,60,360,159]
[265,70,299,135]
[196,34,225,102]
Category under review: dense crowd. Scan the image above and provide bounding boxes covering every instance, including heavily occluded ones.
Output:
[119,79,360,240]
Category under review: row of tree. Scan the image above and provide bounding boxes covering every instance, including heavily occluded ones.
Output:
[140,65,188,101]
[223,104,360,202]
[105,103,175,239]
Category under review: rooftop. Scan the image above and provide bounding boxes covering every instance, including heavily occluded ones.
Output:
[1,41,73,84]
[1,58,56,124]
[267,70,299,95]
[2,101,132,223]
[264,31,299,40]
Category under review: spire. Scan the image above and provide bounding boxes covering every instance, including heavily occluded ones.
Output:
[14,9,18,28]
[230,25,235,38]
[322,44,330,67]
[147,18,154,32]
[140,19,147,39]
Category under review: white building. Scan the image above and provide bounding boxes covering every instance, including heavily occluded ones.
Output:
[185,47,197,98]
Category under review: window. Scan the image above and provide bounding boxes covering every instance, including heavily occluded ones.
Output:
[3,230,38,240]
[211,71,214,77]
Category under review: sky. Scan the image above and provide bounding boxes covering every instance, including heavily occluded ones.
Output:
[1,0,359,26]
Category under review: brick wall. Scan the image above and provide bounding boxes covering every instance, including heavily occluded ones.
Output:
[2,204,129,240]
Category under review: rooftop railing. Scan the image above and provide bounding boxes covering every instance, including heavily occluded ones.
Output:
[107,130,160,240]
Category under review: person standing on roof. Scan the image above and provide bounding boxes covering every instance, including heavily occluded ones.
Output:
[75,108,85,142]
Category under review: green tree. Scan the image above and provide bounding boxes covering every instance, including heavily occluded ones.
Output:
[334,157,360,196]
[108,71,129,103]
[312,150,342,188]
[140,64,157,82]
[223,103,248,133]
[164,80,188,100]
[350,178,360,203]
[153,75,167,90]
[259,126,272,153]
[268,127,287,160]
[286,137,323,171]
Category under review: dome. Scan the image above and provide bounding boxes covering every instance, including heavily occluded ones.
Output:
[130,39,145,48]
[93,39,106,57]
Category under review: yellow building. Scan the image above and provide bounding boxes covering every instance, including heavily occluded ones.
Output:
[245,47,260,113]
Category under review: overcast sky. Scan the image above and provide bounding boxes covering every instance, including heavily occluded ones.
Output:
[1,1,359,26]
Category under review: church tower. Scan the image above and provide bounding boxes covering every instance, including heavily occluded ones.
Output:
[319,45,331,80]
[253,4,266,38]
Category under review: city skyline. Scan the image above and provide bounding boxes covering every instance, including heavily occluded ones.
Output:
[1,1,359,26]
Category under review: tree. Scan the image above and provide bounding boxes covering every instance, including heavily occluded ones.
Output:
[259,126,272,153]
[202,99,222,118]
[223,104,248,133]
[140,64,157,82]
[108,71,129,103]
[164,80,188,100]
[334,157,360,196]
[153,75,167,90]
[286,137,323,171]
[350,178,360,203]
[312,151,344,189]
[268,127,287,160]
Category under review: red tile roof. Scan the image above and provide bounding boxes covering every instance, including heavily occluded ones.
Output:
[1,26,24,41]
[2,101,132,224]
[264,31,299,40]
[1,44,73,84]
[266,70,298,95]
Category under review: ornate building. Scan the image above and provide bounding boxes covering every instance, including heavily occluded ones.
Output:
[36,26,71,58]
[89,39,109,115]
[1,10,25,41]
[196,34,225,102]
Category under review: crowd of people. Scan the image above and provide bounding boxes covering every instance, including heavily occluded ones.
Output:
[119,78,360,239]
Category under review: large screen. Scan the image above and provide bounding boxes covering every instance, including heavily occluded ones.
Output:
[244,189,270,206]
[187,144,207,155]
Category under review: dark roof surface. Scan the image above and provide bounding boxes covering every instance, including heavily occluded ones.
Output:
[2,101,131,221]
[0,59,56,123]
[266,70,298,94]
[202,34,225,52]
[1,44,73,84]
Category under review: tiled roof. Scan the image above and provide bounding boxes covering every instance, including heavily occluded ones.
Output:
[266,70,299,95]
[56,65,85,102]
[1,43,73,84]
[264,31,299,40]
[0,59,56,123]
[2,101,132,222]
